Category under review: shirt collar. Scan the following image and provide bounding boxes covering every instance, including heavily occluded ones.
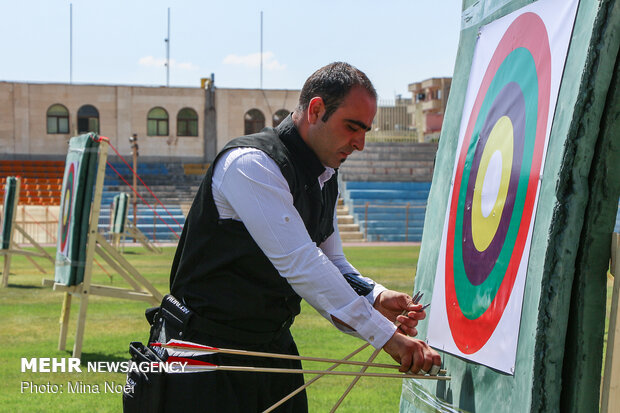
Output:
[318,168,335,189]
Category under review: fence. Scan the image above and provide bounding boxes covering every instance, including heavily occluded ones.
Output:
[0,205,59,245]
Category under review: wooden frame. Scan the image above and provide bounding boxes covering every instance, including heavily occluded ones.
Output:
[602,233,620,412]
[124,224,163,254]
[43,138,163,358]
[1,177,54,287]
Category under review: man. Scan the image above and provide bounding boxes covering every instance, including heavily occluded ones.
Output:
[158,62,441,412]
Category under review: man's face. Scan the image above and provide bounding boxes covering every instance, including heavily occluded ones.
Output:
[305,86,377,168]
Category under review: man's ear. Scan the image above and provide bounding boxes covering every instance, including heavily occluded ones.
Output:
[307,97,325,125]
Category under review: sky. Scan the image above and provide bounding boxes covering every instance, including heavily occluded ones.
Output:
[0,0,463,99]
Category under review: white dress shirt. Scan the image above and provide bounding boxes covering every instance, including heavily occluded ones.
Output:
[211,147,397,348]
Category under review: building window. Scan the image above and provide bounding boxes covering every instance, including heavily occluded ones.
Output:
[244,109,265,135]
[77,104,100,134]
[147,107,169,136]
[272,109,289,127]
[177,108,198,136]
[47,104,70,134]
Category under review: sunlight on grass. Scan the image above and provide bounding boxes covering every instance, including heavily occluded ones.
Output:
[4,245,613,412]
[0,245,421,412]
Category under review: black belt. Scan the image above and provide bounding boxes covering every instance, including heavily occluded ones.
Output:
[187,311,293,345]
[156,294,294,346]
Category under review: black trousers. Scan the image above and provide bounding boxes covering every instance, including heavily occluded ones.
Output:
[163,330,307,412]
[126,328,307,413]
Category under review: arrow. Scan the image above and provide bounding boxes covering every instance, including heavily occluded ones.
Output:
[262,343,371,413]
[162,355,450,380]
[152,339,445,374]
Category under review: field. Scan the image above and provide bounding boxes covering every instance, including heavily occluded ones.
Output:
[0,245,421,412]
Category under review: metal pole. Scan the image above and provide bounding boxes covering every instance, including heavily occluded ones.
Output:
[405,203,410,242]
[69,3,73,84]
[133,152,138,228]
[130,134,138,229]
[166,8,170,87]
[364,202,369,241]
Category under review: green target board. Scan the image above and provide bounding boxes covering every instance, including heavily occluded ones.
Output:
[1,177,18,250]
[111,193,129,234]
[54,133,100,286]
[402,0,620,411]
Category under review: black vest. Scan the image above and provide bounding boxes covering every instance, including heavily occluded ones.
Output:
[169,115,339,339]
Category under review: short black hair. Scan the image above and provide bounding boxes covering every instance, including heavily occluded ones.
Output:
[296,62,377,122]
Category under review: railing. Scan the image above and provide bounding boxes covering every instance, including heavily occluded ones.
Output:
[360,202,426,242]
[1,205,59,245]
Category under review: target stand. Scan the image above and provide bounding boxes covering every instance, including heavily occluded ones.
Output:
[601,233,620,413]
[42,133,163,359]
[1,176,54,287]
[108,192,162,254]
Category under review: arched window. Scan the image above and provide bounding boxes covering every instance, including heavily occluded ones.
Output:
[77,104,100,134]
[46,104,70,134]
[272,109,289,127]
[147,107,169,136]
[244,109,265,135]
[177,108,198,137]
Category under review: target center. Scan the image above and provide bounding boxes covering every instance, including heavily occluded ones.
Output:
[481,151,502,218]
[472,116,514,252]
[62,188,71,225]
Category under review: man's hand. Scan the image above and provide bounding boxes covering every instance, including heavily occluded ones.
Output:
[382,332,441,374]
[374,290,427,337]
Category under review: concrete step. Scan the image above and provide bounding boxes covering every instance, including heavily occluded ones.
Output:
[337,215,355,225]
[340,231,364,241]
[336,197,365,242]
[338,223,361,232]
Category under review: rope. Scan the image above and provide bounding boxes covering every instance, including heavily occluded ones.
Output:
[105,162,181,239]
[16,206,112,280]
[93,257,113,281]
[106,141,184,230]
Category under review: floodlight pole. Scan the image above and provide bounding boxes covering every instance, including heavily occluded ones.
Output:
[165,8,170,87]
[130,134,139,227]
[69,3,73,84]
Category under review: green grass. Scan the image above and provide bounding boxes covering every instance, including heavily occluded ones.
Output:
[0,245,420,412]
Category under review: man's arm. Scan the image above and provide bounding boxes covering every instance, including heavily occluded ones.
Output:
[320,208,428,337]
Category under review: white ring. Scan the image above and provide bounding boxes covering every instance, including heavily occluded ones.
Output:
[416,369,427,375]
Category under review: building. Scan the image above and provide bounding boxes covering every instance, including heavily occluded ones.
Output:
[408,77,452,142]
[368,95,415,141]
[0,80,300,162]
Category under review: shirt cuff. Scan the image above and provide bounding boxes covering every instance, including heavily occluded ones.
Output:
[366,283,387,306]
[327,297,397,349]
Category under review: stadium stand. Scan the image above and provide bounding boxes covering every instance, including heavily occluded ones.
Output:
[100,161,203,242]
[340,181,430,242]
[338,142,437,242]
[0,161,64,205]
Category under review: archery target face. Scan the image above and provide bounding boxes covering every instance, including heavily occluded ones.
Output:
[427,0,579,374]
[58,161,77,256]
